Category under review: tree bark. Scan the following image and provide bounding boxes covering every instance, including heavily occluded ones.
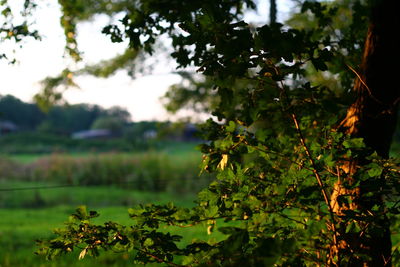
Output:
[269,0,277,23]
[330,0,399,266]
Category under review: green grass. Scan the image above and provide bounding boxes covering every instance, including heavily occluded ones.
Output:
[5,153,42,163]
[6,152,95,164]
[0,144,218,266]
[0,206,147,266]
[2,141,200,164]
[0,191,224,267]
[0,149,211,266]
[0,181,198,209]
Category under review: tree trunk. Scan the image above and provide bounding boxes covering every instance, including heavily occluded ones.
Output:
[330,0,399,266]
[269,0,277,23]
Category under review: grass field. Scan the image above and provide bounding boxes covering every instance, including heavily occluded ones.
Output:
[3,141,201,164]
[0,198,220,267]
[0,143,219,266]
[1,141,399,266]
[0,184,213,266]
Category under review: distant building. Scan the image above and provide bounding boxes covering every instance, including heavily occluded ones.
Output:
[182,124,199,141]
[71,129,112,139]
[0,121,18,135]
[165,123,201,142]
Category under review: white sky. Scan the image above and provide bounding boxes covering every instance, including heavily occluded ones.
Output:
[0,0,293,122]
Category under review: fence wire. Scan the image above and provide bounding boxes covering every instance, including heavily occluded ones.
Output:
[0,176,213,192]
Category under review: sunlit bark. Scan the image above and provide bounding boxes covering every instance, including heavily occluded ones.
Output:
[330,0,399,265]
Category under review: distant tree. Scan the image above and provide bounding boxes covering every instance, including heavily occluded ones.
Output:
[0,95,44,130]
[91,116,125,134]
[0,94,130,135]
[123,121,159,140]
[37,104,105,135]
[104,106,131,123]
[162,72,218,115]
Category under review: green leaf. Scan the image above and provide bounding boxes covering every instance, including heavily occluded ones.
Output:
[343,138,365,148]
[345,222,361,234]
[226,121,236,133]
[143,238,154,247]
[205,205,219,217]
[367,163,383,177]
[218,226,242,235]
[73,206,88,220]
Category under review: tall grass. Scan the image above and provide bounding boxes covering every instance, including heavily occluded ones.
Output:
[0,149,215,209]
[0,151,214,194]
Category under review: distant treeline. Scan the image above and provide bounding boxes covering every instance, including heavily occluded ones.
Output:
[0,94,131,135]
[0,95,201,153]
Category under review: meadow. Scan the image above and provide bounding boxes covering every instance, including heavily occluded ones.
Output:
[0,143,217,266]
[1,141,399,267]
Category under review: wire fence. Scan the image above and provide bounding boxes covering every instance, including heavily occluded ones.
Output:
[0,176,213,192]
[0,184,78,192]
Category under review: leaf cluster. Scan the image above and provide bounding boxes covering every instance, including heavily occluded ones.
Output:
[0,0,40,62]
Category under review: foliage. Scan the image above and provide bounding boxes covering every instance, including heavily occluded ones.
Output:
[90,117,125,134]
[13,0,399,265]
[123,121,158,141]
[89,106,131,134]
[163,72,220,115]
[0,0,40,62]
[0,94,44,130]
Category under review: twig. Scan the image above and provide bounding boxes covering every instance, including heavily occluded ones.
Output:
[139,248,187,267]
[277,212,308,227]
[291,113,339,248]
[268,61,340,261]
[243,140,313,171]
[346,64,385,106]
